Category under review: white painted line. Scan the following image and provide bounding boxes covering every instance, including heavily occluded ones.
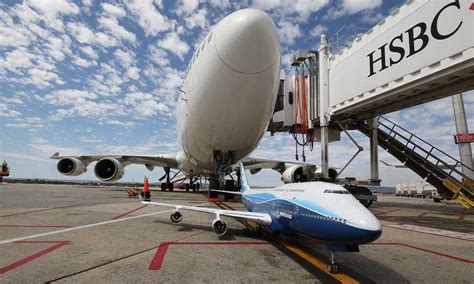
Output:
[386,224,474,241]
[0,202,208,245]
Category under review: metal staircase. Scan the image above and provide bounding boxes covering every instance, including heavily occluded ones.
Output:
[355,116,474,208]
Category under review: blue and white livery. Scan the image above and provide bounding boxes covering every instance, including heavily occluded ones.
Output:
[143,163,382,272]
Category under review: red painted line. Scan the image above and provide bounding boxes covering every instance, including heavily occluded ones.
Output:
[383,225,473,242]
[417,211,429,217]
[149,242,170,270]
[0,203,86,218]
[0,240,70,274]
[111,204,148,220]
[458,209,466,221]
[149,241,270,271]
[375,209,399,216]
[0,224,72,228]
[207,198,219,202]
[370,242,474,264]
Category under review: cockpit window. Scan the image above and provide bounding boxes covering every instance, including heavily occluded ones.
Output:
[324,189,350,194]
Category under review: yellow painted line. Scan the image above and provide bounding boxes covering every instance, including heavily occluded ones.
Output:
[279,240,360,284]
[217,202,359,283]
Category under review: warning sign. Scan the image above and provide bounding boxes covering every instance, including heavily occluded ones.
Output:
[454,133,474,144]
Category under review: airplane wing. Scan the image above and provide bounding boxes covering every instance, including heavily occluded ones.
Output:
[50,152,179,169]
[142,201,272,225]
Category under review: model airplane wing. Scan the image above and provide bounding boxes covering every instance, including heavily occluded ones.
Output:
[142,201,271,225]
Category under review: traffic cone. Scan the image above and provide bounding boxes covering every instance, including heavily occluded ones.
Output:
[143,176,151,201]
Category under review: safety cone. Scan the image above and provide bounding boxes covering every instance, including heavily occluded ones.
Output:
[143,176,151,201]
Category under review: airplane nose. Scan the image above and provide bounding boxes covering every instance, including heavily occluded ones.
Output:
[215,8,280,74]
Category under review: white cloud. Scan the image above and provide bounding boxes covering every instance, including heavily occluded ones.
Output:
[98,16,136,43]
[0,103,21,117]
[72,56,94,68]
[185,8,207,29]
[40,89,97,106]
[177,0,199,14]
[80,46,98,60]
[310,24,327,38]
[157,32,189,59]
[278,21,301,45]
[27,68,63,88]
[124,92,169,117]
[102,3,126,17]
[67,22,118,47]
[27,0,79,30]
[126,0,172,36]
[126,66,140,80]
[342,0,382,14]
[253,0,329,20]
[114,49,135,68]
[148,46,170,67]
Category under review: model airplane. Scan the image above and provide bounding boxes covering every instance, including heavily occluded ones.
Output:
[142,163,382,273]
[50,9,316,194]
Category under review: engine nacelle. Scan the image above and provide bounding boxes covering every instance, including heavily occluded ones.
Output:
[282,165,310,183]
[94,158,125,181]
[211,219,227,236]
[170,211,183,224]
[57,158,87,176]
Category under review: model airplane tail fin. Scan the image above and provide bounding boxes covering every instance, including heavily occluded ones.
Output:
[239,162,251,193]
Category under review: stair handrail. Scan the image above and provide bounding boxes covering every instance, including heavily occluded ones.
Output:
[378,116,474,173]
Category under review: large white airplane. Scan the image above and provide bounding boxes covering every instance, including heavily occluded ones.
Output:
[51,9,319,195]
[143,163,382,273]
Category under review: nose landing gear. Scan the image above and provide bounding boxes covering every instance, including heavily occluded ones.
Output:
[327,252,340,273]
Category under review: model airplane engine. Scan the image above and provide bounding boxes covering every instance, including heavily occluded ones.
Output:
[211,219,227,235]
[57,158,87,176]
[94,158,125,181]
[170,211,183,224]
[281,165,313,183]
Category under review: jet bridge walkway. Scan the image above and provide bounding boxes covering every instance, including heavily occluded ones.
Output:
[355,116,474,208]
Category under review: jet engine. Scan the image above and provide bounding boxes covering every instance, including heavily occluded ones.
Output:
[94,158,125,181]
[57,158,87,176]
[170,211,183,224]
[211,219,227,236]
[281,165,311,183]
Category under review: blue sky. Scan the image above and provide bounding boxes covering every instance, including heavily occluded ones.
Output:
[1,0,472,186]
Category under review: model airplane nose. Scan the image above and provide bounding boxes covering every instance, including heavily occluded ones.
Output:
[215,8,280,74]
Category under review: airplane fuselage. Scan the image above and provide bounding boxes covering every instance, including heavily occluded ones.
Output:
[176,9,281,175]
[242,182,382,245]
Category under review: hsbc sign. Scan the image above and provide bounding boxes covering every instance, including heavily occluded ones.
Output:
[367,0,464,77]
[328,0,473,111]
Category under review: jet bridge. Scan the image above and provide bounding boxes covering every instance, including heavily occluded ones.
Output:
[268,0,474,207]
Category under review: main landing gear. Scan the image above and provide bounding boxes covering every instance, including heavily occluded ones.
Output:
[160,167,174,191]
[185,177,201,192]
[328,252,340,273]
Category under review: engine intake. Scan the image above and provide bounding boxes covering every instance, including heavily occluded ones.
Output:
[170,211,183,224]
[282,165,308,183]
[57,158,86,176]
[94,158,125,181]
[212,219,227,236]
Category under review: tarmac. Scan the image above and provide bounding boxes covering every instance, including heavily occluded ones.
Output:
[0,183,472,283]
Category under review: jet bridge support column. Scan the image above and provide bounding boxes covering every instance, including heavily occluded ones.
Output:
[319,35,330,179]
[368,117,380,185]
[452,94,474,179]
